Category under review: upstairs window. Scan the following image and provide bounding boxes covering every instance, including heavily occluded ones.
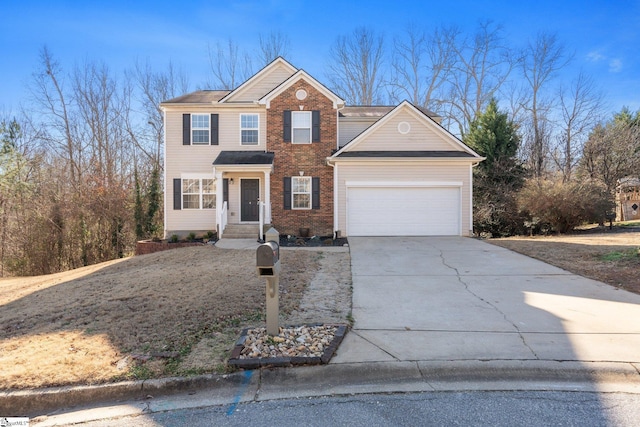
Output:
[191,114,210,144]
[241,114,259,145]
[292,111,311,144]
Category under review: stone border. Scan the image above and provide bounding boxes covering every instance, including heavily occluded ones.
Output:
[135,240,205,256]
[228,324,348,369]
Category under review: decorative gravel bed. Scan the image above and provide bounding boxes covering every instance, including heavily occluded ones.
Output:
[228,324,348,369]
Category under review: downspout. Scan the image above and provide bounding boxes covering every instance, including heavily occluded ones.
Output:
[330,104,346,237]
[162,107,168,239]
[470,161,481,237]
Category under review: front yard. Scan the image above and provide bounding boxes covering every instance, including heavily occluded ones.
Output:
[0,246,352,389]
[488,224,640,295]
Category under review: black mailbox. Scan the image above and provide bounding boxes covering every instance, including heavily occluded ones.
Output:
[256,241,280,277]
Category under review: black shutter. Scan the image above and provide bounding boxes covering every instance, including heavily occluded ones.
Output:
[283,110,291,142]
[223,178,229,205]
[312,110,320,142]
[173,178,182,210]
[211,114,219,145]
[182,114,191,145]
[312,177,320,209]
[283,177,292,210]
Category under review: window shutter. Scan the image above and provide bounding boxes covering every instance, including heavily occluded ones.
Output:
[312,110,320,142]
[312,177,320,209]
[182,114,191,145]
[283,110,291,142]
[211,114,219,145]
[173,178,182,209]
[283,177,292,210]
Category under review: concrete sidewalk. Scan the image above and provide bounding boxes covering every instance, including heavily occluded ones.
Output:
[333,237,640,366]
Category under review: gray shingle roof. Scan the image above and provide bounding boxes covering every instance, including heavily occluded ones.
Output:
[212,151,275,165]
[339,105,439,118]
[162,90,231,104]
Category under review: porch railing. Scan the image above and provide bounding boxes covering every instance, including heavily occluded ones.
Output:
[218,201,228,238]
[258,201,272,241]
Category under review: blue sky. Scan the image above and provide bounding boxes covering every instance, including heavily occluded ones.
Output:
[1,0,639,116]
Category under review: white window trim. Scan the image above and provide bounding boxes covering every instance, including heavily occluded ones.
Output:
[240,113,259,145]
[181,175,216,210]
[182,178,200,209]
[191,114,210,145]
[292,176,312,210]
[292,111,312,144]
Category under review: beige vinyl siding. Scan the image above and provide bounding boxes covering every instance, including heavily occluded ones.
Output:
[224,65,296,102]
[335,162,473,237]
[351,110,456,152]
[338,118,379,147]
[163,107,267,236]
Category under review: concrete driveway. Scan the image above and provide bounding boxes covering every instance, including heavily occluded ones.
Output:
[332,237,640,366]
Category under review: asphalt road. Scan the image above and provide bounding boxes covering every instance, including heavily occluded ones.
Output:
[50,391,640,427]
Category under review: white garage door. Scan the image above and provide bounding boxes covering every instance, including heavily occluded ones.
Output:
[347,186,461,236]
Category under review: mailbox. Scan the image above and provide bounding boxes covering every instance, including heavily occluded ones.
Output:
[256,241,280,277]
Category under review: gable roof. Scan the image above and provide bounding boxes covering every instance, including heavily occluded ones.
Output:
[331,100,483,160]
[258,69,345,109]
[218,57,297,104]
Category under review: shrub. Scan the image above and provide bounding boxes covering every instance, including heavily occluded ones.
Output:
[518,179,614,233]
[169,234,179,243]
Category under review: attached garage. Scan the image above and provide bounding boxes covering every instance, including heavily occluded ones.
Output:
[346,183,461,236]
[327,101,484,238]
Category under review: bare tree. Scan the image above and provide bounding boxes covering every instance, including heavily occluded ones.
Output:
[257,31,291,65]
[207,39,253,90]
[388,24,455,110]
[444,21,516,137]
[553,72,604,182]
[128,59,189,170]
[520,32,571,177]
[327,27,386,105]
[30,46,82,187]
[579,109,640,194]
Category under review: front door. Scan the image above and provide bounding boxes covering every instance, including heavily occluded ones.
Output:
[240,179,260,222]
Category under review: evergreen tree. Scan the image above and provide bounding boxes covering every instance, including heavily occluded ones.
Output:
[144,166,161,238]
[465,99,526,236]
[133,167,145,240]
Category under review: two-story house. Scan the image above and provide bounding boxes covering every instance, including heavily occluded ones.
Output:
[161,57,483,240]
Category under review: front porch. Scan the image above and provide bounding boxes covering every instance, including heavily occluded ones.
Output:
[213,151,275,239]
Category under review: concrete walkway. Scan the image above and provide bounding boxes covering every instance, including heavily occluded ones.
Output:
[332,237,640,366]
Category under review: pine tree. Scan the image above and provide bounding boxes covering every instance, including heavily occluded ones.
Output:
[465,99,526,236]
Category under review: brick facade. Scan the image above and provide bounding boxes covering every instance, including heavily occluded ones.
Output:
[267,80,336,237]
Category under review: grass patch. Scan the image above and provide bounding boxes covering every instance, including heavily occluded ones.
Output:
[600,249,639,262]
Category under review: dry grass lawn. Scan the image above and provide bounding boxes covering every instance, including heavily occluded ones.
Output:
[0,246,330,390]
[488,225,640,295]
[3,225,638,391]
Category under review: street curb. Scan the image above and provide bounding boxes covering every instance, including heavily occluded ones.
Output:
[0,371,249,417]
[4,360,640,417]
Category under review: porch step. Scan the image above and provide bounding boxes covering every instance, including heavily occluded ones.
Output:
[222,224,260,239]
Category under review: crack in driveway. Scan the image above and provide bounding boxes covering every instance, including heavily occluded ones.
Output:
[438,250,540,359]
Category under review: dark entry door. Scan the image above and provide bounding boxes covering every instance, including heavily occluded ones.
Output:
[241,179,260,221]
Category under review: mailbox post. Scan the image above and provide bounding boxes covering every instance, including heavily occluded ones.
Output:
[256,241,280,335]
